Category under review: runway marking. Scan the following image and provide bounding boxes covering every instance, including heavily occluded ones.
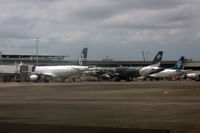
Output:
[163,88,200,95]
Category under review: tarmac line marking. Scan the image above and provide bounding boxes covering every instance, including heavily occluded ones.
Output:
[163,90,177,95]
[163,88,200,95]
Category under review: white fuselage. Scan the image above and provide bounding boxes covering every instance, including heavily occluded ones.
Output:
[150,69,182,78]
[139,62,162,77]
[35,65,89,79]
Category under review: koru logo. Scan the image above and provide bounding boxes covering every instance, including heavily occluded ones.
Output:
[79,53,86,65]
[79,58,83,65]
[177,61,182,68]
[81,53,84,58]
[157,54,161,60]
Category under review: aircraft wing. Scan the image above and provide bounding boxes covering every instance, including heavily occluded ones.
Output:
[71,67,83,72]
[181,69,192,74]
[151,67,165,73]
[41,73,56,77]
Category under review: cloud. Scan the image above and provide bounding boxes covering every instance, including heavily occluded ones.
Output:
[0,0,199,60]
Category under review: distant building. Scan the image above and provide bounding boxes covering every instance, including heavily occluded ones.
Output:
[0,52,68,65]
[100,56,113,61]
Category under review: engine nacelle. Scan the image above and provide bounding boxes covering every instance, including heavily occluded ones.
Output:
[187,73,198,79]
[30,74,39,82]
[99,74,111,80]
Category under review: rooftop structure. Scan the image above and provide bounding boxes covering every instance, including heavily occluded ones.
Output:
[0,52,68,65]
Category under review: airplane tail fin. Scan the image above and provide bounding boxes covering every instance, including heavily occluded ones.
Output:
[152,51,163,65]
[171,56,184,70]
[32,64,36,72]
[78,48,88,65]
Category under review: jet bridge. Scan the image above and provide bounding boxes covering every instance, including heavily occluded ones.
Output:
[0,63,31,82]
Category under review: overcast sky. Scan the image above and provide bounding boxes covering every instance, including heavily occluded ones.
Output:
[0,0,200,61]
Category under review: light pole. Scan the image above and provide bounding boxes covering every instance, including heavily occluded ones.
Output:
[146,51,149,61]
[32,37,39,66]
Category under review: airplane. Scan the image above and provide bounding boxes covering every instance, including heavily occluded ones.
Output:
[137,51,164,79]
[83,51,163,81]
[113,51,164,81]
[149,56,185,79]
[30,48,89,82]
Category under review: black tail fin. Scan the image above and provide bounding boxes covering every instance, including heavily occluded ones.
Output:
[32,64,36,72]
[78,48,88,65]
[152,51,163,65]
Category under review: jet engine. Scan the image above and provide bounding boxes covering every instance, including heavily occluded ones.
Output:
[30,74,39,82]
[99,74,111,81]
[186,73,200,81]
